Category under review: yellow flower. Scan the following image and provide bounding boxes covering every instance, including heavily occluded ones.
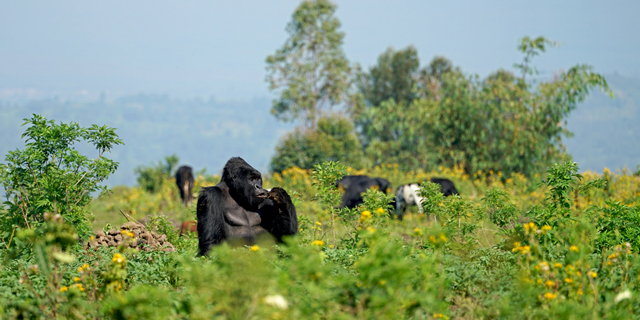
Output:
[360,210,372,221]
[366,226,376,233]
[439,234,447,242]
[569,245,579,252]
[82,264,89,269]
[543,292,557,300]
[587,271,597,279]
[375,207,385,215]
[74,283,84,291]
[250,245,260,252]
[60,286,68,292]
[315,221,322,226]
[554,262,563,268]
[311,240,324,246]
[73,277,81,282]
[544,280,555,288]
[112,253,124,264]
[564,278,573,284]
[541,225,552,233]
[429,235,437,243]
[413,228,423,236]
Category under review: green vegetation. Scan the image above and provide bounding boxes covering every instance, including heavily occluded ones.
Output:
[1,1,639,319]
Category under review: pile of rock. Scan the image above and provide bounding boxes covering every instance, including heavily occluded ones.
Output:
[87,221,176,252]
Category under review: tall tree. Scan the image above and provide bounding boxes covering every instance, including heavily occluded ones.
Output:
[357,46,420,108]
[266,0,351,129]
[356,37,611,177]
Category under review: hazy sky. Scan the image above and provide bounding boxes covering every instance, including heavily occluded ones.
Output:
[1,1,639,101]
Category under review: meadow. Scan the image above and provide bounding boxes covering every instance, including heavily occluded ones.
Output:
[3,152,640,319]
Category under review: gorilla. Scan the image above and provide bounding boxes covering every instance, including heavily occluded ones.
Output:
[196,157,297,256]
[175,165,195,206]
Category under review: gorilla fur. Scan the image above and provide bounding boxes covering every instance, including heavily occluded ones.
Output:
[196,157,297,256]
[258,187,298,243]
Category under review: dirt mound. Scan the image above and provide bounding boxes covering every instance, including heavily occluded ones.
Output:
[87,221,176,252]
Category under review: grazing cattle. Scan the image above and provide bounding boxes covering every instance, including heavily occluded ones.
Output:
[394,178,459,220]
[176,165,195,207]
[196,157,298,256]
[179,220,197,236]
[336,175,391,209]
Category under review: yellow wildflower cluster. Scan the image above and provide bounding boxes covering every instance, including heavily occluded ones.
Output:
[534,261,550,272]
[250,245,260,252]
[60,286,68,292]
[433,313,448,319]
[544,280,555,288]
[428,233,447,244]
[77,263,90,274]
[512,242,531,255]
[73,277,81,282]
[120,229,135,238]
[73,283,85,292]
[542,292,557,300]
[587,271,597,279]
[359,210,372,223]
[311,240,324,247]
[112,253,125,264]
[541,225,552,233]
[315,221,322,226]
[569,245,579,252]
[523,222,537,234]
[375,207,385,215]
[413,228,423,236]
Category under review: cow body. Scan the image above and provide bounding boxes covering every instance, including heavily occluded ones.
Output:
[394,178,459,220]
[336,175,391,209]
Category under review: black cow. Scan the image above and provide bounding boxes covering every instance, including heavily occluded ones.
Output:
[175,165,195,206]
[336,175,391,209]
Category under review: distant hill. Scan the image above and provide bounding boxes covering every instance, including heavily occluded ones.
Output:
[1,73,638,188]
[564,73,640,173]
[0,95,293,187]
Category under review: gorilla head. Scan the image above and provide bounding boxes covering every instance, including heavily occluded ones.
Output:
[222,157,268,211]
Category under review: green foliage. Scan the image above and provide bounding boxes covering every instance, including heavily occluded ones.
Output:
[356,46,420,108]
[311,160,348,246]
[266,0,352,128]
[134,154,178,193]
[355,37,612,178]
[0,114,122,240]
[270,115,365,173]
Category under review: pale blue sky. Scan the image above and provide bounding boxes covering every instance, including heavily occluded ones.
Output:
[1,1,639,101]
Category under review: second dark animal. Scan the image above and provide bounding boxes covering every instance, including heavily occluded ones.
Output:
[336,175,391,209]
[175,165,195,207]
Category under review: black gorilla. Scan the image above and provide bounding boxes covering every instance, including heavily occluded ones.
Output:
[196,157,297,256]
[175,165,195,206]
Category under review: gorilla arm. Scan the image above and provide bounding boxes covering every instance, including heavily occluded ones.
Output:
[196,187,227,256]
[259,187,298,242]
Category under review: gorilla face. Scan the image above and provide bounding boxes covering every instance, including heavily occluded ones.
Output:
[222,157,268,210]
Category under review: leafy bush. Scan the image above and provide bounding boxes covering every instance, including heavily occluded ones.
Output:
[0,114,122,240]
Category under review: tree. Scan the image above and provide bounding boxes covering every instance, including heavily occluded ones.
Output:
[355,37,611,177]
[270,115,365,173]
[0,115,123,240]
[356,46,420,108]
[265,0,351,129]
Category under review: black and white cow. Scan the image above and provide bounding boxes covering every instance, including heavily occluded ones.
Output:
[394,178,459,220]
[336,175,391,209]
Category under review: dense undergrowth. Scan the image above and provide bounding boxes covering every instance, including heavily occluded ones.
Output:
[2,155,640,319]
